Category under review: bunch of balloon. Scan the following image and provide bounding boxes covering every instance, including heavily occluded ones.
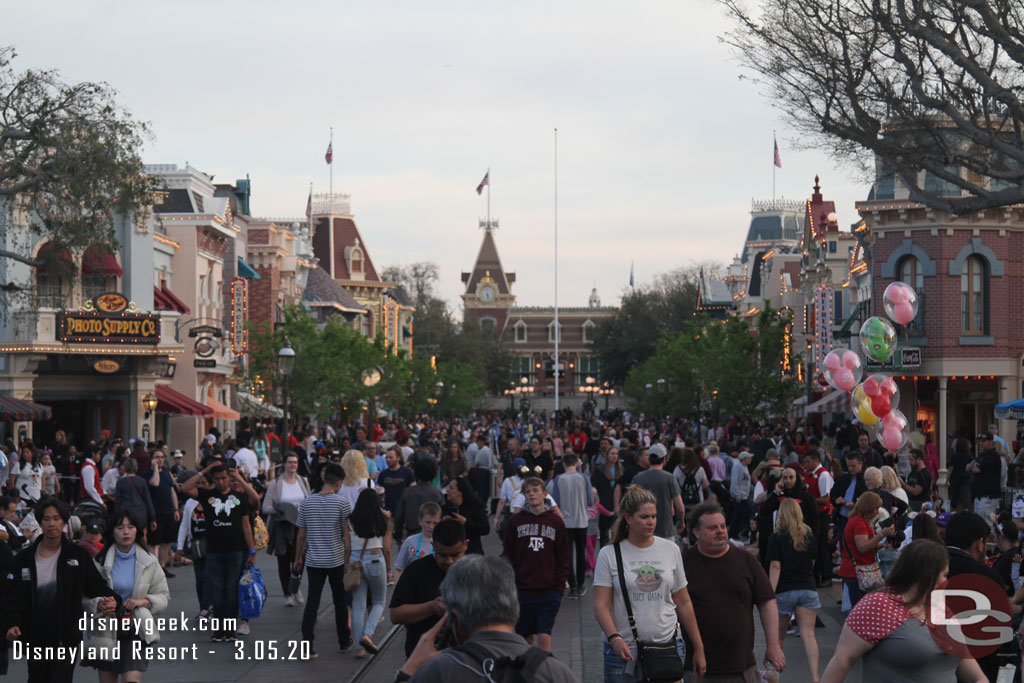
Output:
[858,316,898,364]
[850,373,902,427]
[872,409,910,452]
[882,281,920,327]
[822,349,863,392]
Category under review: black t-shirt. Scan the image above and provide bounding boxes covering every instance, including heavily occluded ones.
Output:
[972,449,1002,497]
[618,464,647,490]
[196,487,250,553]
[766,530,817,594]
[145,470,176,514]
[378,466,414,512]
[906,468,932,507]
[949,451,974,481]
[389,555,446,656]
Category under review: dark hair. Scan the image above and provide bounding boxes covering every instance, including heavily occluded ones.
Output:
[284,451,300,463]
[520,476,546,492]
[689,500,725,530]
[413,458,437,483]
[0,495,13,510]
[884,540,949,606]
[209,465,228,478]
[845,452,864,463]
[108,508,146,549]
[449,476,481,506]
[945,511,992,549]
[351,488,389,539]
[34,495,69,523]
[561,452,578,467]
[996,512,1017,543]
[954,438,971,453]
[433,518,467,546]
[912,514,942,544]
[322,463,344,485]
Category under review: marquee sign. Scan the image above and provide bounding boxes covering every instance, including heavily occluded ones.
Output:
[59,294,160,345]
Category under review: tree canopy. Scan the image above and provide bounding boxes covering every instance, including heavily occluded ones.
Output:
[626,305,800,420]
[0,47,153,269]
[722,0,1024,214]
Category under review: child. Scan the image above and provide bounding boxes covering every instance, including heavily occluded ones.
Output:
[586,486,613,573]
[392,501,441,584]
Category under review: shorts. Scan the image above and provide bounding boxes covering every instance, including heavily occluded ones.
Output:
[515,590,562,637]
[775,588,821,615]
[153,513,178,545]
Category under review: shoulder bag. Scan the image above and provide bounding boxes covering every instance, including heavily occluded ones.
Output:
[614,542,684,682]
[344,536,368,591]
[843,521,884,592]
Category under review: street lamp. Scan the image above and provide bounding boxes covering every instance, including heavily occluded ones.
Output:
[278,340,296,460]
[141,392,158,418]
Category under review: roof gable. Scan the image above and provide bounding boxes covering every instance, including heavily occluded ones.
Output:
[312,216,382,282]
[463,229,514,294]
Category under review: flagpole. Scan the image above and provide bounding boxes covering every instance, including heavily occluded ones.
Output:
[487,167,491,229]
[329,127,334,215]
[773,130,776,205]
[554,128,559,416]
[308,182,313,233]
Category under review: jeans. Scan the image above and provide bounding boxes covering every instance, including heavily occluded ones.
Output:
[192,556,208,609]
[205,551,245,635]
[975,496,999,525]
[351,552,387,643]
[302,565,351,647]
[567,527,588,590]
[602,639,685,683]
[843,576,864,612]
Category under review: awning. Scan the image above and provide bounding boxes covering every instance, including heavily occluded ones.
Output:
[82,245,123,276]
[207,396,240,421]
[155,385,213,417]
[237,257,261,280]
[807,389,850,415]
[996,399,1024,421]
[789,394,809,419]
[154,282,190,314]
[0,395,52,421]
[37,242,74,272]
[237,392,283,418]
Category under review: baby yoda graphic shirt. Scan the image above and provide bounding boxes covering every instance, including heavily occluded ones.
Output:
[197,487,251,552]
[594,536,687,646]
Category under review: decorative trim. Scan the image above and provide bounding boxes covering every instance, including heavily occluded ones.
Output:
[948,238,1005,276]
[958,335,994,346]
[880,239,937,278]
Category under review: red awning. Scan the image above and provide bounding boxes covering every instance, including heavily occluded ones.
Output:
[159,282,190,314]
[155,385,213,417]
[82,245,123,276]
[0,395,52,421]
[36,242,74,272]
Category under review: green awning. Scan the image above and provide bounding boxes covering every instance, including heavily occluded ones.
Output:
[237,257,261,279]
[836,300,869,338]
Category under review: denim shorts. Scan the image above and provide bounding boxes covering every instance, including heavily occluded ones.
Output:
[602,639,685,683]
[515,590,563,637]
[775,588,821,615]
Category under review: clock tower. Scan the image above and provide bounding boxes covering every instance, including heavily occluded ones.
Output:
[462,219,515,337]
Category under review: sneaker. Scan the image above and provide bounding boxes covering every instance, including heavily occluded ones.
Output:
[163,569,176,578]
[285,595,296,607]
[236,622,250,636]
[210,633,223,643]
[340,638,355,652]
[309,649,318,659]
[567,588,579,599]
[576,586,587,598]
[295,589,305,604]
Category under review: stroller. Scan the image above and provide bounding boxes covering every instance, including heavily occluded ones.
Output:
[70,500,108,539]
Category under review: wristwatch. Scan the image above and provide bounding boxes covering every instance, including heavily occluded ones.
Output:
[393,669,412,682]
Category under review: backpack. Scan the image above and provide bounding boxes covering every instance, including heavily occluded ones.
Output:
[456,641,552,683]
[680,471,702,506]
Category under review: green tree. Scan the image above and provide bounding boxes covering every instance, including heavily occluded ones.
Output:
[0,47,155,271]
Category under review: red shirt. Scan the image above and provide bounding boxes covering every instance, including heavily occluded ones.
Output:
[839,515,877,578]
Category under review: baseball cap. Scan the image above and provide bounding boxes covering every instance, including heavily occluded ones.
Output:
[513,458,527,469]
[978,432,994,441]
[205,434,216,443]
[738,450,753,461]
[172,450,183,459]
[936,512,953,526]
[86,521,104,534]
[648,443,668,462]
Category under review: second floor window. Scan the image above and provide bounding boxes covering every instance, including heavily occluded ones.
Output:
[961,255,986,334]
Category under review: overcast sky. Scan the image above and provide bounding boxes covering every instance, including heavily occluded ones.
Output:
[10,0,867,309]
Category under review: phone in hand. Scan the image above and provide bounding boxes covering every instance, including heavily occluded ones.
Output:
[879,515,896,529]
[434,611,458,650]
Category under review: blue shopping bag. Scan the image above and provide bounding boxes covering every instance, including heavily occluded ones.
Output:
[238,566,267,619]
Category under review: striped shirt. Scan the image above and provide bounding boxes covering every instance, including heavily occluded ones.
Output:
[296,492,352,568]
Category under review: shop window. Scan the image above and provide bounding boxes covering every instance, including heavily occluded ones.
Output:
[36,269,69,308]
[514,320,527,342]
[961,255,987,334]
[83,274,116,302]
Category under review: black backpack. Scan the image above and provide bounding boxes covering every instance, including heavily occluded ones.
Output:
[680,471,702,506]
[455,641,552,683]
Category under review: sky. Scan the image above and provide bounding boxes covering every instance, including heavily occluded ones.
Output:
[8,0,869,310]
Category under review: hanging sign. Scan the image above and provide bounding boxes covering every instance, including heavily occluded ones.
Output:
[92,358,122,374]
[230,277,247,356]
[59,293,160,345]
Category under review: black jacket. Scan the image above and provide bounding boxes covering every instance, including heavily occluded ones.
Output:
[832,472,867,519]
[2,536,119,646]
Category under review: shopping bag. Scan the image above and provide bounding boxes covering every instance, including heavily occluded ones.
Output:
[238,567,267,619]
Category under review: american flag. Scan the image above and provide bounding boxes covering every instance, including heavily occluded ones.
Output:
[305,190,312,220]
[476,170,489,195]
[325,141,333,165]
[774,138,782,168]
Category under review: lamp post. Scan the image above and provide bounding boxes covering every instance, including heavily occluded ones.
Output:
[277,340,295,460]
[141,392,158,442]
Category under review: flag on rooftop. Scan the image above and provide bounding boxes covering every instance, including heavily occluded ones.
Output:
[305,190,312,220]
[325,141,333,165]
[629,262,635,288]
[774,137,782,168]
[476,170,489,195]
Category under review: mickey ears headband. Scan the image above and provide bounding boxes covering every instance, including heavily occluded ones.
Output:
[519,465,542,476]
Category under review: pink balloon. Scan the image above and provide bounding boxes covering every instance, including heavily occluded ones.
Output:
[824,352,842,373]
[893,301,915,325]
[841,351,860,370]
[881,426,903,451]
[881,377,898,395]
[885,281,911,304]
[834,368,856,391]
[863,377,881,397]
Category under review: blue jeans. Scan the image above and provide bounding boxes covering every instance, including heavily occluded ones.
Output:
[602,638,685,683]
[205,551,245,635]
[351,551,387,643]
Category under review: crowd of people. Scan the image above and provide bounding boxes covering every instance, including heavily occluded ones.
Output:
[1,412,1023,681]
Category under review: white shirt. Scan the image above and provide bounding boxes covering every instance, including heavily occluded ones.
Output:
[232,447,259,478]
[101,468,121,496]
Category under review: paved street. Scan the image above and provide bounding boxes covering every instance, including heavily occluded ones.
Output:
[7,530,850,682]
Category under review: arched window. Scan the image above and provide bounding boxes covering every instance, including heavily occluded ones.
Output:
[351,248,363,275]
[582,320,596,343]
[961,255,986,334]
[35,243,73,309]
[513,320,527,342]
[898,256,923,292]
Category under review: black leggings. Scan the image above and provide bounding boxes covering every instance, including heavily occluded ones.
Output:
[276,542,297,596]
[567,527,588,590]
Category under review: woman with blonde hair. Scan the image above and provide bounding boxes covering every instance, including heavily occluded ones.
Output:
[880,465,909,507]
[337,450,371,510]
[593,485,706,681]
[768,498,821,682]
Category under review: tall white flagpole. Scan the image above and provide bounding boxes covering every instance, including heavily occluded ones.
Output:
[554,128,560,416]
[487,167,491,229]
